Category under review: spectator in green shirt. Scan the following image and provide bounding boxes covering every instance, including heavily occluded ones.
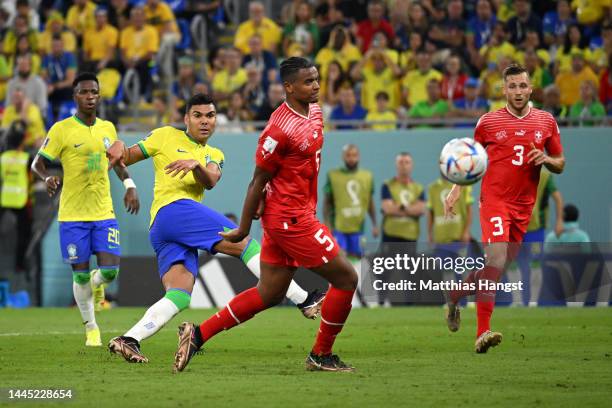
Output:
[569,79,606,126]
[282,2,319,58]
[408,79,449,127]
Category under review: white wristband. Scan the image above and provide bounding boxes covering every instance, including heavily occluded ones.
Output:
[123,178,137,190]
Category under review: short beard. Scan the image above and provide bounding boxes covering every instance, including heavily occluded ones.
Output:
[345,162,358,171]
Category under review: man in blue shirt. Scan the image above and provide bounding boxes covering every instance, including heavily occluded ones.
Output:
[330,86,367,130]
[466,0,496,51]
[542,0,576,47]
[242,34,278,92]
[452,78,489,127]
[42,34,77,118]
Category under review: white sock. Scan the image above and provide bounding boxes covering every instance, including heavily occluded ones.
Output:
[124,297,180,342]
[350,259,363,308]
[245,253,308,305]
[73,282,96,330]
[91,269,105,287]
[92,268,118,287]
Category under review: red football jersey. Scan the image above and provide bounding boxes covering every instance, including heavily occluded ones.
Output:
[255,102,324,218]
[474,107,563,207]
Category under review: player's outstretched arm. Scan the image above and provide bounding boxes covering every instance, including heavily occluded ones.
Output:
[106,140,146,169]
[31,154,61,197]
[368,199,379,238]
[323,192,333,230]
[444,184,462,218]
[220,166,273,243]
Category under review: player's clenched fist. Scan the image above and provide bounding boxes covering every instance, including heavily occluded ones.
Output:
[124,188,140,214]
[44,175,61,197]
[107,140,127,169]
[219,228,248,243]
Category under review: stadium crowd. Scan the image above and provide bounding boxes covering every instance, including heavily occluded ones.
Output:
[0,0,611,148]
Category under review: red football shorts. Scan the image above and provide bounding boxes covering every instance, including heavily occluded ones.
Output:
[480,201,532,244]
[260,213,340,268]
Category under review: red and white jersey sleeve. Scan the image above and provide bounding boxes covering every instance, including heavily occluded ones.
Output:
[255,123,288,174]
[544,117,563,157]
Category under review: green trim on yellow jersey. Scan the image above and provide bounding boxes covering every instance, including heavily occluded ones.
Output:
[137,141,149,158]
[73,115,96,127]
[38,150,55,161]
[184,131,199,145]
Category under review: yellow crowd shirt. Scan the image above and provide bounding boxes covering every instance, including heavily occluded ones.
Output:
[84,24,119,61]
[120,24,159,60]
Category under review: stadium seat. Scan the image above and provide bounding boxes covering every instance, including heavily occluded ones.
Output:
[176,18,192,51]
[57,101,77,121]
[168,0,186,13]
[45,105,55,130]
[589,36,603,50]
[98,68,122,100]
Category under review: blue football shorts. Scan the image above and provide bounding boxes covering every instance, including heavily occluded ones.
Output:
[332,230,363,257]
[149,199,238,277]
[59,219,121,264]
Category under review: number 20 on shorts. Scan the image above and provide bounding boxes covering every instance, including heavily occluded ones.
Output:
[107,228,120,245]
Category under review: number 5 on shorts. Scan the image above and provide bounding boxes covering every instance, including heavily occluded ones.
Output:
[490,216,504,236]
[314,228,334,251]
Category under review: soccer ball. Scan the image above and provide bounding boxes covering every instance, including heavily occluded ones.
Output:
[439,138,488,185]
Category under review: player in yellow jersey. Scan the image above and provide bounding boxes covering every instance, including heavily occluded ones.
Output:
[31,73,140,347]
[106,94,321,364]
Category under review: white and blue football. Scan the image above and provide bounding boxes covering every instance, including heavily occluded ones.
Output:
[439,138,488,186]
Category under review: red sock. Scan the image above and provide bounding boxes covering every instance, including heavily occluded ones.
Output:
[449,268,478,304]
[199,287,266,342]
[475,265,503,337]
[311,286,354,356]
[476,301,494,337]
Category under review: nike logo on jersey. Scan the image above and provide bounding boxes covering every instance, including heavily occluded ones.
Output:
[74,143,84,148]
[177,149,188,153]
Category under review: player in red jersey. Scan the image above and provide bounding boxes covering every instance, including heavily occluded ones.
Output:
[172,57,358,372]
[444,64,565,353]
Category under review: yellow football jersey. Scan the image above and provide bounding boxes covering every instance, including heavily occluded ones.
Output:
[137,126,225,226]
[38,115,117,222]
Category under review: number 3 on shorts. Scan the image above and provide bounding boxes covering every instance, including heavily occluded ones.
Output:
[490,216,504,236]
[314,228,334,251]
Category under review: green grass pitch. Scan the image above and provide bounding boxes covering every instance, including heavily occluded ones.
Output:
[1,307,611,407]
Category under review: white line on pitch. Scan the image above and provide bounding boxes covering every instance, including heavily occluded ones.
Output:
[0,329,124,337]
